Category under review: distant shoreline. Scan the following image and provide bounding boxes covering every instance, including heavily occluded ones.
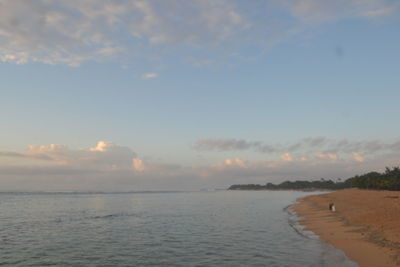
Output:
[293,189,400,267]
[228,188,333,192]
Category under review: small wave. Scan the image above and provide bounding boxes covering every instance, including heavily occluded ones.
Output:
[319,243,359,267]
[285,203,358,267]
[89,213,140,220]
[285,204,319,240]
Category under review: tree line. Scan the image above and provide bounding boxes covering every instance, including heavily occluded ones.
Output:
[228,167,400,191]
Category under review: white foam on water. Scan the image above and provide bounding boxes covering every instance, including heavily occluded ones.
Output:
[287,203,359,267]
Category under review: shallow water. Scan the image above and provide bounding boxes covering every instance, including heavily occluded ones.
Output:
[0,191,357,266]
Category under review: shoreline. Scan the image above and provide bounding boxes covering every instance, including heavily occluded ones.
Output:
[293,189,400,267]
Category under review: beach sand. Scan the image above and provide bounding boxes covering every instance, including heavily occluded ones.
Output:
[294,189,400,267]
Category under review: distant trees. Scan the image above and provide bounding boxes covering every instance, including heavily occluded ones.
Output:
[349,167,400,190]
[228,184,267,190]
[229,179,343,190]
[228,166,400,191]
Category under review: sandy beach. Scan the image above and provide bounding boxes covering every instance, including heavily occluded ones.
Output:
[294,189,400,266]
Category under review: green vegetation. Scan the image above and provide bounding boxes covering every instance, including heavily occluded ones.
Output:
[228,167,400,191]
[349,167,400,190]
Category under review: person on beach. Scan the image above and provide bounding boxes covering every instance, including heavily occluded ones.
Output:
[329,203,336,212]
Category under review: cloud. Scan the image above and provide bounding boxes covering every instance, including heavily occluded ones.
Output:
[216,158,248,169]
[352,152,364,163]
[194,137,400,157]
[0,141,138,170]
[194,154,385,184]
[0,140,188,180]
[300,156,309,162]
[195,138,255,151]
[89,141,113,152]
[195,137,330,153]
[0,0,245,66]
[194,138,275,153]
[133,158,145,172]
[0,0,397,66]
[142,73,158,79]
[361,5,397,18]
[281,153,294,162]
[281,0,398,22]
[0,151,52,161]
[0,139,399,191]
[315,152,337,161]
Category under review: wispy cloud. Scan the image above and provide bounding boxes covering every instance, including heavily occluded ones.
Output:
[0,0,245,66]
[281,153,294,162]
[0,0,397,66]
[363,6,397,18]
[215,158,248,169]
[352,152,364,163]
[194,138,276,153]
[142,73,158,79]
[132,158,145,172]
[281,0,398,22]
[194,137,400,156]
[0,151,52,161]
[315,152,337,161]
[194,137,400,169]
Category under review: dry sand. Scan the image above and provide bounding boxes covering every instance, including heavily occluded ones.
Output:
[294,189,400,267]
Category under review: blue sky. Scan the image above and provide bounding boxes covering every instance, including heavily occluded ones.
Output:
[0,0,399,191]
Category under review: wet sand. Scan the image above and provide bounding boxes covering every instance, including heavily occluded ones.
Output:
[294,189,400,267]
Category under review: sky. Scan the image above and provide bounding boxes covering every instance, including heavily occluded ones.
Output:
[1,0,400,191]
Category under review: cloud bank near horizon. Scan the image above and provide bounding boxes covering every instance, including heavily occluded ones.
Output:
[0,138,399,191]
[0,0,397,66]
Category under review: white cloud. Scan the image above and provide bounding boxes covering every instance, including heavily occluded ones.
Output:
[315,152,338,161]
[1,140,137,171]
[300,156,309,162]
[223,158,247,168]
[352,152,364,162]
[142,73,158,79]
[211,158,248,172]
[89,141,114,152]
[0,0,397,66]
[281,153,294,162]
[133,158,145,172]
[28,144,68,154]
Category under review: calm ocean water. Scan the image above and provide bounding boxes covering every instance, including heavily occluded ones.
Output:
[0,191,357,266]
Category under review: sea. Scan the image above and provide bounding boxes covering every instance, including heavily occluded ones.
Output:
[0,190,358,266]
